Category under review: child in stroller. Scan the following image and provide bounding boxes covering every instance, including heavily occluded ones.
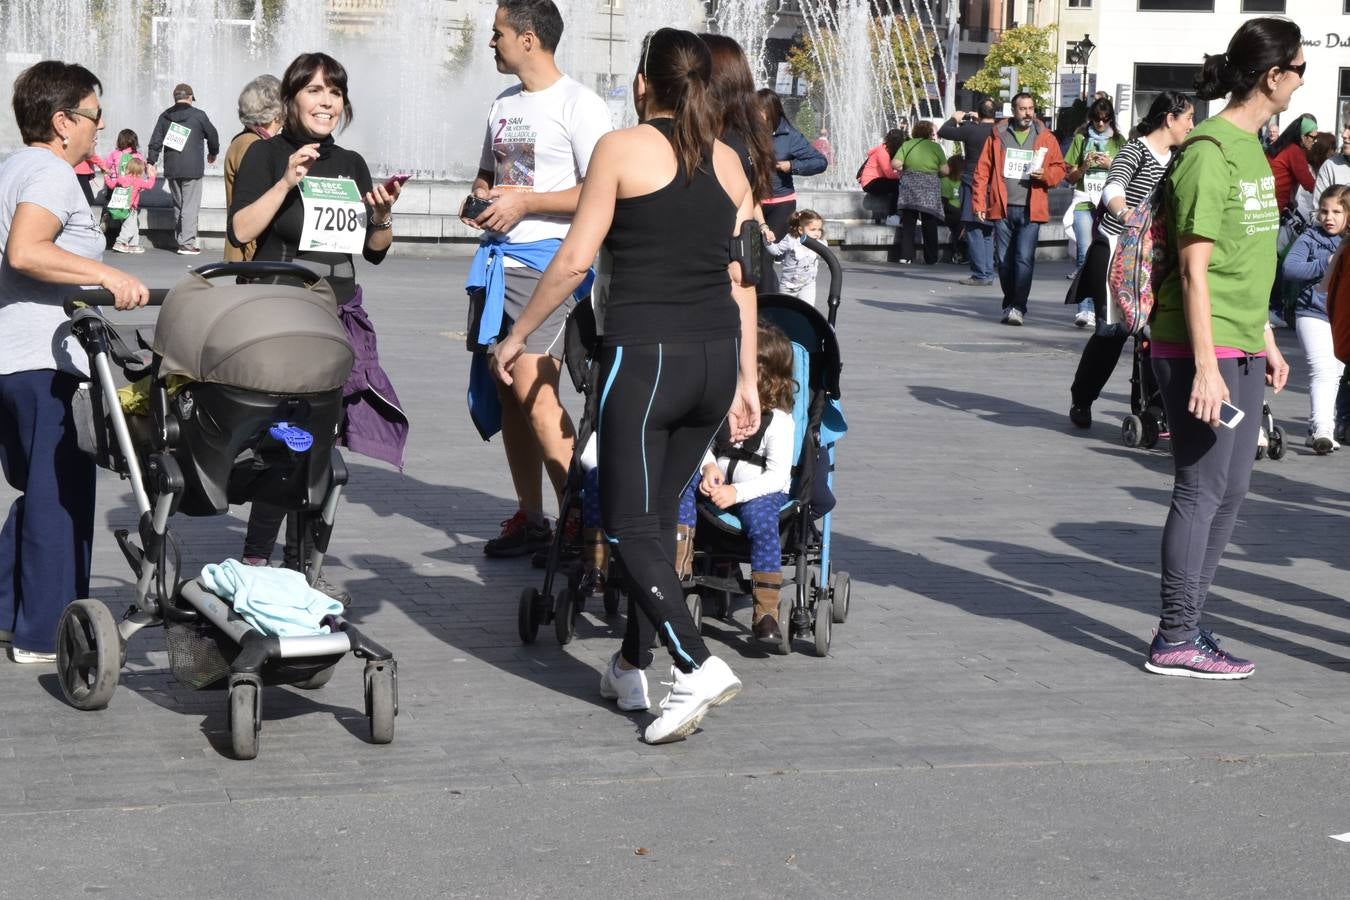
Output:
[681,321,797,643]
[57,261,397,760]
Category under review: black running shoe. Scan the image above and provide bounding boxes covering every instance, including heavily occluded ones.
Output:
[485,510,551,558]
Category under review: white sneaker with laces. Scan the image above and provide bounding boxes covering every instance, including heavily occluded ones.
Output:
[599,652,650,711]
[10,647,56,664]
[643,656,741,745]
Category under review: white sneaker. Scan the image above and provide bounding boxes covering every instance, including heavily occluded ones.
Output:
[10,647,56,664]
[599,652,650,711]
[1001,308,1024,326]
[1309,432,1336,455]
[643,656,741,745]
[1074,310,1096,329]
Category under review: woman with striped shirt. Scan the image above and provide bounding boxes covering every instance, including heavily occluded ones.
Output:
[1068,91,1196,428]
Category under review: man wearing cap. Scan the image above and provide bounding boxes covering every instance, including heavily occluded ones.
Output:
[147,83,219,255]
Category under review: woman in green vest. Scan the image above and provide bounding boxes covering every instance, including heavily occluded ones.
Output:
[1064,97,1125,327]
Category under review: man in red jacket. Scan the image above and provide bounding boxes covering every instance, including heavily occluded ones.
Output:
[971,93,1067,325]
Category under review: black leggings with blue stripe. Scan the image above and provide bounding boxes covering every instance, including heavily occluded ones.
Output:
[598,338,738,673]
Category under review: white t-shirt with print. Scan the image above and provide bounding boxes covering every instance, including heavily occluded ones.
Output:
[478,74,611,259]
[0,147,105,376]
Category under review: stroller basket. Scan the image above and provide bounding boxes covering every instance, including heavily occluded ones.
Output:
[164,617,234,690]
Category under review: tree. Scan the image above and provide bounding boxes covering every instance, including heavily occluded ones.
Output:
[964,24,1058,112]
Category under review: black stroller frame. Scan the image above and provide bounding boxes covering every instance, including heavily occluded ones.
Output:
[57,262,397,760]
[688,237,850,657]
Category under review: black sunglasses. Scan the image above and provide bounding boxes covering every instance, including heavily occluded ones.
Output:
[1280,61,1307,78]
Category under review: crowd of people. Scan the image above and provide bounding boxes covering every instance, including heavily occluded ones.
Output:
[0,8,1346,754]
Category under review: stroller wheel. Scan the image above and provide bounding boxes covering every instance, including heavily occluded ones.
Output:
[830,571,852,624]
[228,680,261,760]
[602,584,622,617]
[365,661,396,745]
[776,590,793,656]
[708,591,729,621]
[56,598,121,711]
[1121,415,1144,448]
[1268,425,1286,460]
[554,588,577,645]
[813,593,833,658]
[686,592,703,633]
[517,587,541,645]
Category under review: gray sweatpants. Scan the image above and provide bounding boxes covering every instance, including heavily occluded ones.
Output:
[1152,354,1264,643]
[168,177,202,249]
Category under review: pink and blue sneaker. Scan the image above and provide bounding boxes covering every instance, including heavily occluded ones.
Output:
[1145,630,1254,680]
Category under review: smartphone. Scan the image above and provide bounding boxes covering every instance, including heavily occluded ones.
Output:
[461,194,493,220]
[382,173,411,192]
[1218,400,1245,429]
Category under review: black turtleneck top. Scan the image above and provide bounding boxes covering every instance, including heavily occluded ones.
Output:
[227,132,386,301]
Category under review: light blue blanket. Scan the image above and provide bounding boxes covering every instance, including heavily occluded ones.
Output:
[199,560,343,637]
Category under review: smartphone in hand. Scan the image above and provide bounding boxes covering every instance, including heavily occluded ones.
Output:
[1218,400,1245,429]
[383,173,411,192]
[461,194,493,220]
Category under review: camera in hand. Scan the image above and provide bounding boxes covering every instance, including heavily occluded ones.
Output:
[461,195,493,220]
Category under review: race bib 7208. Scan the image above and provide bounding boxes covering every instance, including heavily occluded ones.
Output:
[298,176,366,255]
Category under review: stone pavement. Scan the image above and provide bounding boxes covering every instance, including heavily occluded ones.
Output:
[3,249,1350,897]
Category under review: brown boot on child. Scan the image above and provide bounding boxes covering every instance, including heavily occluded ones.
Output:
[751,571,783,642]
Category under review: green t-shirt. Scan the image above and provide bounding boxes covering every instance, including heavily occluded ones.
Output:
[940,173,961,206]
[1065,131,1126,210]
[893,138,947,175]
[1151,117,1279,354]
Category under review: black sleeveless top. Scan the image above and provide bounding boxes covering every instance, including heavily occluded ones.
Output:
[602,118,740,345]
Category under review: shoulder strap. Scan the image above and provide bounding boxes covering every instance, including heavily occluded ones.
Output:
[716,415,774,482]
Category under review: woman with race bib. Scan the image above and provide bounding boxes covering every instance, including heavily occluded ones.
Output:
[1062,97,1125,328]
[227,52,401,594]
[1143,18,1298,681]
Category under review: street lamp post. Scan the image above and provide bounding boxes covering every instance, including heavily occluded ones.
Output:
[1067,34,1095,101]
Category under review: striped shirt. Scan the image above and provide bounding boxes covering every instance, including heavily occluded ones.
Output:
[1100,137,1172,236]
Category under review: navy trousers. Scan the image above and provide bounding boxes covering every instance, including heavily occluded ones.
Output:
[0,370,95,653]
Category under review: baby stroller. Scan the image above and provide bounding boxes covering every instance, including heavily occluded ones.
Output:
[59,261,397,760]
[516,298,626,645]
[1120,332,1168,450]
[687,238,850,657]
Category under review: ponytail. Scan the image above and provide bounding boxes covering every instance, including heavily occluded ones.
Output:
[788,208,822,236]
[1195,17,1301,102]
[640,29,718,182]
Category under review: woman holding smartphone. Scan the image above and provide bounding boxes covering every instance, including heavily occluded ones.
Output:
[1143,18,1298,680]
[227,51,403,595]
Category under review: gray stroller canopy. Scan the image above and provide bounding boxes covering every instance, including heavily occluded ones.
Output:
[152,273,354,393]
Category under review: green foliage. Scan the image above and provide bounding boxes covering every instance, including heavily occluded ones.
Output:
[964,24,1058,111]
[793,101,818,139]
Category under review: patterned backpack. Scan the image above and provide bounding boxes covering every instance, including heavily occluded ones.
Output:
[1107,134,1221,334]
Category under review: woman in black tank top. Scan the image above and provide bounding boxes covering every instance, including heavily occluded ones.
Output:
[492,28,758,745]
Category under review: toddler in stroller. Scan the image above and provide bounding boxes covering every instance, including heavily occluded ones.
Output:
[57,261,397,760]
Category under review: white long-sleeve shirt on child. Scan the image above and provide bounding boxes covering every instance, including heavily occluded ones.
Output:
[766,233,820,305]
[702,409,795,504]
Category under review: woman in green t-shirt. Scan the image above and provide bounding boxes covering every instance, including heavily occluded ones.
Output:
[891,120,949,265]
[1064,97,1125,327]
[1144,17,1299,682]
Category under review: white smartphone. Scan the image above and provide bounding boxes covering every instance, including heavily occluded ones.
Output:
[1218,400,1245,429]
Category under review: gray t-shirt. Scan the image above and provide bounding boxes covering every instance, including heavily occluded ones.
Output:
[0,147,105,376]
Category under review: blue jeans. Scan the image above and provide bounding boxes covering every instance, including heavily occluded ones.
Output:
[993,206,1040,313]
[1072,209,1095,316]
[959,183,994,281]
[0,370,95,652]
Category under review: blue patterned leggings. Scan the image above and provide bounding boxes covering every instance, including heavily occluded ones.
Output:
[678,482,786,571]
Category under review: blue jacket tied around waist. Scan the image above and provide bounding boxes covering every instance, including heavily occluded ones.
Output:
[464,236,594,440]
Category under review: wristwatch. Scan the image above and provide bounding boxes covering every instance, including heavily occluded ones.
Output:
[369,215,393,230]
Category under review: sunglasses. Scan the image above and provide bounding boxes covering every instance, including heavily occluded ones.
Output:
[1280,61,1307,78]
[64,106,103,124]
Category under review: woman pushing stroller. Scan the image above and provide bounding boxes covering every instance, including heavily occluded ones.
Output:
[493,28,758,744]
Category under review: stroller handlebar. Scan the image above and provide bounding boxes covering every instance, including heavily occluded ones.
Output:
[801,236,842,328]
[64,289,170,314]
[191,260,326,286]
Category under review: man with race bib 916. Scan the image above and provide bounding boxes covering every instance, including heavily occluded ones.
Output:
[147,82,219,256]
[971,92,1067,326]
[462,0,612,560]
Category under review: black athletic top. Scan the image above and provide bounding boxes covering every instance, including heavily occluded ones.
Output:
[602,118,740,345]
[227,132,387,302]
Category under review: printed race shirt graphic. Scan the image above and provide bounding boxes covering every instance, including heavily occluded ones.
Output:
[1241,174,1278,236]
[493,117,537,191]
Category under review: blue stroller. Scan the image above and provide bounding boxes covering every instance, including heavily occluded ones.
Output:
[58,262,398,760]
[687,238,849,656]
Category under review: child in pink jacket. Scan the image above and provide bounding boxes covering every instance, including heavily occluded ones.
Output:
[103,129,156,253]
